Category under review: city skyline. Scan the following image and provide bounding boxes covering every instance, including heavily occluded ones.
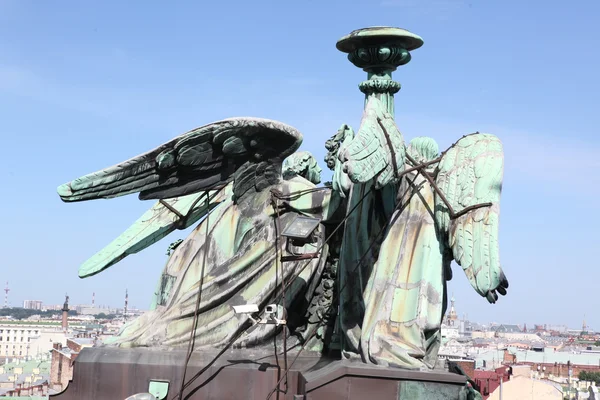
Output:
[3,286,139,311]
[3,286,592,333]
[1,0,599,330]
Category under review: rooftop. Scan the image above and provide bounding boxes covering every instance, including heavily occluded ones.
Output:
[2,360,51,376]
[474,348,600,368]
[491,324,522,333]
[0,321,62,326]
[70,337,95,346]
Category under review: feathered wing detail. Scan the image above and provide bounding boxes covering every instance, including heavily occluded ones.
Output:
[434,133,509,303]
[57,117,302,202]
[339,97,405,189]
[78,184,232,278]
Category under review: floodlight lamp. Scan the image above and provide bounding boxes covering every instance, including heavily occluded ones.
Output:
[281,215,321,240]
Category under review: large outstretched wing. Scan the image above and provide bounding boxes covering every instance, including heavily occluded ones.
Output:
[339,97,405,189]
[57,117,302,202]
[78,184,232,278]
[434,133,509,303]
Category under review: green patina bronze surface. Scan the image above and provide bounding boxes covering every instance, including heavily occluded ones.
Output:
[332,27,507,372]
[78,188,230,278]
[56,27,507,393]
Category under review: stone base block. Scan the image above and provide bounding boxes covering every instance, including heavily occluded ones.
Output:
[51,347,467,399]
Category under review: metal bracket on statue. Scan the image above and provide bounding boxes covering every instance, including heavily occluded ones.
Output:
[281,252,320,262]
[257,316,287,326]
[246,315,287,326]
[237,304,287,327]
[258,304,287,326]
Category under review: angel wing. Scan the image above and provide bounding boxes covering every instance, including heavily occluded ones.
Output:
[434,133,509,303]
[57,117,302,203]
[339,97,405,189]
[77,184,232,278]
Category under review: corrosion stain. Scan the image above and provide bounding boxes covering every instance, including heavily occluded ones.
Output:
[405,221,423,284]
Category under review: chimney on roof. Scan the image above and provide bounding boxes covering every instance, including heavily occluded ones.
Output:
[61,294,69,332]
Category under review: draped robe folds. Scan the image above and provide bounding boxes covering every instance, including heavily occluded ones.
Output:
[358,169,447,369]
[338,182,396,354]
[106,176,331,349]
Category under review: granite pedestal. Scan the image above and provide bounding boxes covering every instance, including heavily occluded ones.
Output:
[51,347,467,399]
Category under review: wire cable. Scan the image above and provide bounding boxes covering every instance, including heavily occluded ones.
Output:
[264,184,410,400]
[171,186,375,399]
[177,191,210,400]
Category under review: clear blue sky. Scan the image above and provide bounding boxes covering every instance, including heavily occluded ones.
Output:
[1,0,598,329]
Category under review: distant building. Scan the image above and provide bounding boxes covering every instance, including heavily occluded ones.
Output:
[76,306,108,315]
[546,325,568,334]
[442,324,460,339]
[445,296,458,326]
[0,320,88,360]
[485,324,544,342]
[498,348,600,379]
[492,324,522,334]
[50,337,94,393]
[474,366,512,399]
[0,357,51,397]
[75,304,121,316]
[22,300,43,310]
[43,304,63,311]
[487,375,562,400]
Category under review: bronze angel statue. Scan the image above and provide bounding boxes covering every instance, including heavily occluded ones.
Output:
[58,118,348,349]
[336,96,509,369]
[55,26,510,400]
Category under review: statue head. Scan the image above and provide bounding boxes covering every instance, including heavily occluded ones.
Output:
[325,124,354,170]
[407,136,439,163]
[283,151,322,184]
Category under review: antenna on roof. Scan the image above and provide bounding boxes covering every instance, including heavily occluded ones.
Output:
[3,282,9,308]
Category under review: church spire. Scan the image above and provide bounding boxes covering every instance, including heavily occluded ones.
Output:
[447,294,458,326]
